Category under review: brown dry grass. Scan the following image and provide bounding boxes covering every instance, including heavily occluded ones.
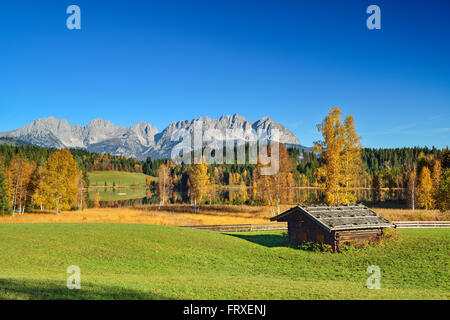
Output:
[135,203,289,216]
[373,208,449,221]
[0,206,272,226]
[0,204,447,226]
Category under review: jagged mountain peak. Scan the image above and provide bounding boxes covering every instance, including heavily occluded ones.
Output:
[258,116,270,122]
[86,117,116,129]
[32,116,70,126]
[0,115,302,160]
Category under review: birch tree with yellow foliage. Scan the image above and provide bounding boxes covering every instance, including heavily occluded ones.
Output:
[34,149,80,213]
[416,166,433,209]
[188,156,210,213]
[254,144,294,214]
[341,115,363,204]
[7,157,36,215]
[315,107,362,205]
[157,161,172,209]
[315,107,345,205]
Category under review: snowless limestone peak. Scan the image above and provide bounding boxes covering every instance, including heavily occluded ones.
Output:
[0,115,302,160]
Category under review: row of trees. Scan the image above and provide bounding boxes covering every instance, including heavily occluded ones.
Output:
[405,151,449,211]
[150,144,297,214]
[0,142,142,176]
[2,138,443,203]
[0,149,84,215]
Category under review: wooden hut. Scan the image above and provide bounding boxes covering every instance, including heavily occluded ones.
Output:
[270,204,395,250]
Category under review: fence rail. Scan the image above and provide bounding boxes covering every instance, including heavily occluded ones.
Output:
[181,222,287,232]
[181,221,450,232]
[393,221,450,228]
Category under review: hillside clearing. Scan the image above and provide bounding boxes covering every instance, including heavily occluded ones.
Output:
[87,171,154,187]
[0,224,448,300]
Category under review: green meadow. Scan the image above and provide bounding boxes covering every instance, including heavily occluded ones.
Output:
[87,171,154,187]
[0,224,448,299]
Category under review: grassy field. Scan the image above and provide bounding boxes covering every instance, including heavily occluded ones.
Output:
[87,171,154,187]
[0,223,448,300]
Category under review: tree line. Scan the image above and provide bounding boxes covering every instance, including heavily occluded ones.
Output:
[0,149,85,215]
[147,144,295,214]
[0,142,144,176]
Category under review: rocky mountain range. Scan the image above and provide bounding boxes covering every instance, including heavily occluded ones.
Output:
[0,115,306,160]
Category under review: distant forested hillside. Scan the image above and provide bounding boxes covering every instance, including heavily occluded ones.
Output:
[292,146,443,183]
[0,139,143,175]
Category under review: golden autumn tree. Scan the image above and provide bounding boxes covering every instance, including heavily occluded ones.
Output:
[416,166,433,209]
[7,157,36,215]
[431,158,441,190]
[254,143,294,215]
[34,149,80,213]
[315,107,363,205]
[430,158,441,206]
[314,107,345,205]
[76,170,86,211]
[188,156,210,213]
[341,115,363,204]
[157,161,172,208]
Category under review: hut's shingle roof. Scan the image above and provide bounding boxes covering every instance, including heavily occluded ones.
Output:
[271,204,395,232]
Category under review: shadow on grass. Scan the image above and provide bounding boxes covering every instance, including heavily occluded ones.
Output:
[225,233,288,248]
[0,278,172,300]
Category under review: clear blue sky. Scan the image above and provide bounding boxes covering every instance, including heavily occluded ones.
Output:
[1,0,449,148]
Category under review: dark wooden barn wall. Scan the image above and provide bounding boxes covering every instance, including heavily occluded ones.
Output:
[286,216,384,250]
[334,229,383,248]
[287,215,334,247]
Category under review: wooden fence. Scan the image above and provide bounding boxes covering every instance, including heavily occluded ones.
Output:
[392,221,450,228]
[181,221,450,232]
[181,222,287,232]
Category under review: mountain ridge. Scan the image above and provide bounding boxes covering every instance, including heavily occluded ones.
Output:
[0,115,305,160]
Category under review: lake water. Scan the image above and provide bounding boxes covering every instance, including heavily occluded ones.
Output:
[88,186,404,207]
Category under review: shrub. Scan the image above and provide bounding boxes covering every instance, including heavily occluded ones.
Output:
[338,240,370,252]
[376,227,401,246]
[297,241,333,252]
